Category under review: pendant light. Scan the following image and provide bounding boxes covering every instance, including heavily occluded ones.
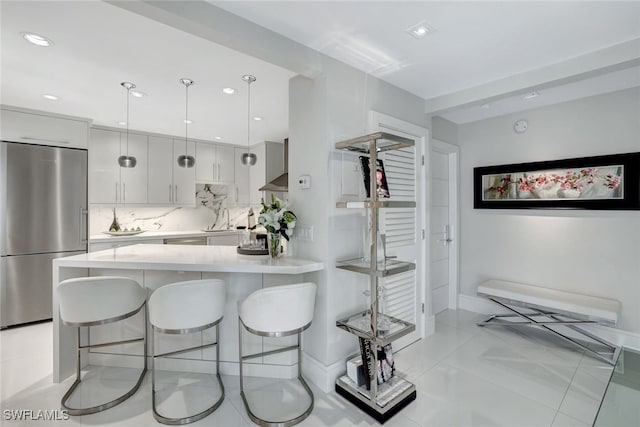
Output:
[118,82,137,168]
[240,74,257,166]
[177,78,195,168]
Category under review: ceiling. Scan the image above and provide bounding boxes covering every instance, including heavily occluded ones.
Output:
[0,0,295,145]
[2,1,640,141]
[210,0,640,123]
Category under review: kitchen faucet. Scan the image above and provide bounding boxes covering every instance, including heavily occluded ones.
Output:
[222,208,231,230]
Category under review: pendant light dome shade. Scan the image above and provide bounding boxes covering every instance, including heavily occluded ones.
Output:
[240,74,257,166]
[177,154,195,168]
[178,78,195,168]
[118,155,137,168]
[118,82,137,168]
[241,152,257,166]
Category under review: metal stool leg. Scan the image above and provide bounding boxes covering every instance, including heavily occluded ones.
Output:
[61,302,147,416]
[152,323,225,425]
[238,321,314,427]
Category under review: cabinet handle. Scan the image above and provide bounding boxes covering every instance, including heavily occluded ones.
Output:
[169,184,172,203]
[122,182,126,203]
[115,183,118,202]
[213,164,216,182]
[175,185,178,203]
[217,163,221,181]
[79,207,88,245]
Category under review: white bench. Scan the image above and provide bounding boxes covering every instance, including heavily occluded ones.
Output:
[477,279,622,365]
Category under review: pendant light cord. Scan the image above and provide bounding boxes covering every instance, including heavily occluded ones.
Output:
[125,85,130,156]
[247,78,251,159]
[185,82,189,155]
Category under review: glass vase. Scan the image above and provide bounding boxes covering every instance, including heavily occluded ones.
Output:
[267,232,282,258]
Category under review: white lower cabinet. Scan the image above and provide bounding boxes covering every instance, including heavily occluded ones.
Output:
[207,232,239,246]
[89,238,163,252]
[89,128,147,204]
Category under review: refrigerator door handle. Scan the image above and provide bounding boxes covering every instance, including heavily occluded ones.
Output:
[80,208,88,245]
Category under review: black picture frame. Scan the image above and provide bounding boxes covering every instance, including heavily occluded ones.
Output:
[359,156,390,199]
[473,152,640,210]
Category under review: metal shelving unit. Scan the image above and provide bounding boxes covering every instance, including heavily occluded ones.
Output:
[334,132,417,423]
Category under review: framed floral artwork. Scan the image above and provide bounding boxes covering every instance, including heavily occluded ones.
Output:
[474,152,640,210]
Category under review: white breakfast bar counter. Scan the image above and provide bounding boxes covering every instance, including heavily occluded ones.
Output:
[52,244,324,383]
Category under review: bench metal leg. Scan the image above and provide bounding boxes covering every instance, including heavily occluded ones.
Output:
[478,298,620,366]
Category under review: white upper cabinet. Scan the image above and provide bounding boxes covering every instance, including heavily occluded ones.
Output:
[89,128,120,204]
[88,128,147,204]
[147,136,174,204]
[119,134,148,203]
[234,147,250,205]
[1,108,89,149]
[195,142,215,183]
[172,139,196,206]
[216,145,235,183]
[195,142,235,184]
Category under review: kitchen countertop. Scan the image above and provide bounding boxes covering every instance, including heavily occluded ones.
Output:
[55,243,324,274]
[89,229,243,243]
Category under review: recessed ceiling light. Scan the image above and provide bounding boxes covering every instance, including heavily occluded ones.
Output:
[22,32,54,47]
[118,121,127,126]
[406,21,435,39]
[523,91,540,100]
[184,119,193,124]
[41,93,60,101]
[215,136,222,140]
[222,87,236,95]
[252,116,262,121]
[130,90,146,98]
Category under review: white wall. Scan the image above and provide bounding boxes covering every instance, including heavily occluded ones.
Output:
[458,87,640,333]
[288,58,428,390]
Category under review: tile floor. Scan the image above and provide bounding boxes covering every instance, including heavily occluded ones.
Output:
[0,309,615,427]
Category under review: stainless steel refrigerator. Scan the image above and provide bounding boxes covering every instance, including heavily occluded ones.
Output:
[1,141,87,328]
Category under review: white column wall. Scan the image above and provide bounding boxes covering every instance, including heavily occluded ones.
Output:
[289,59,429,390]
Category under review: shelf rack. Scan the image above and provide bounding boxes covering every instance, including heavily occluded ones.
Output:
[334,132,417,423]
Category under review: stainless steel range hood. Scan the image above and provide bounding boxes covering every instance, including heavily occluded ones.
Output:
[259,138,288,192]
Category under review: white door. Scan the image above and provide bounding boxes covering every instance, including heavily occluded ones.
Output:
[369,111,427,350]
[430,139,459,313]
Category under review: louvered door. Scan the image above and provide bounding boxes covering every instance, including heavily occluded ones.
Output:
[380,146,421,349]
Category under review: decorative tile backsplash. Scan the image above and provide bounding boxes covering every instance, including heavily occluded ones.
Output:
[89,184,256,234]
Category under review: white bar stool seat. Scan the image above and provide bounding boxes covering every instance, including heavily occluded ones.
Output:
[56,276,147,416]
[148,279,226,425]
[238,282,317,427]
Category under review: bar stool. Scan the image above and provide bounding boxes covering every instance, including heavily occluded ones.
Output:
[56,276,147,416]
[238,282,317,427]
[148,279,226,425]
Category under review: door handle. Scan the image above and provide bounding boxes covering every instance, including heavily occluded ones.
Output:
[79,208,88,245]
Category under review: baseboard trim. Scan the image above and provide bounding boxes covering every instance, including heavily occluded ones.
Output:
[302,352,345,394]
[459,294,640,350]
